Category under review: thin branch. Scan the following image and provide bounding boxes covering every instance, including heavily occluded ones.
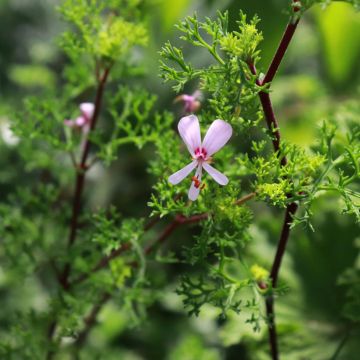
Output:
[71,243,132,286]
[71,193,255,287]
[248,63,285,166]
[74,292,111,348]
[330,327,352,360]
[71,213,209,286]
[46,66,112,359]
[270,202,298,287]
[59,66,111,291]
[262,18,299,85]
[70,191,256,349]
[234,191,256,205]
[45,321,57,360]
[266,202,298,360]
[247,3,301,359]
[145,213,209,255]
[143,215,161,231]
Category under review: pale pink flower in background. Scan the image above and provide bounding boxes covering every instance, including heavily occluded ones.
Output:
[169,115,232,201]
[64,103,95,133]
[174,90,202,113]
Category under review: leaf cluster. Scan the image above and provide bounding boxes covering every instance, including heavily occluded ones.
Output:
[159,11,263,131]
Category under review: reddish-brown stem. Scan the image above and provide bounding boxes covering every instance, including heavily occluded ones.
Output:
[235,191,256,205]
[74,292,111,348]
[45,321,57,360]
[71,213,210,286]
[145,213,209,255]
[80,68,111,167]
[71,193,255,287]
[266,201,298,360]
[262,19,299,85]
[248,3,301,359]
[144,215,161,231]
[270,202,298,287]
[248,63,286,166]
[59,66,111,291]
[71,190,256,349]
[72,242,132,286]
[46,67,112,358]
[71,213,208,350]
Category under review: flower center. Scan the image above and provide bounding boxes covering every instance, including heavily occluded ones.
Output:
[194,147,207,161]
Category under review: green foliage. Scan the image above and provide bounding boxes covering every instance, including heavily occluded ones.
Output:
[59,0,147,62]
[294,102,360,228]
[153,5,360,337]
[220,12,263,61]
[0,0,359,359]
[160,11,263,131]
[95,86,171,165]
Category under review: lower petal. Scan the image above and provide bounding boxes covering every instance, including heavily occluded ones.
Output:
[168,160,197,185]
[203,162,228,185]
[188,164,202,201]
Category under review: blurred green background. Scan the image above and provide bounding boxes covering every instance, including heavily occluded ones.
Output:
[0,0,359,359]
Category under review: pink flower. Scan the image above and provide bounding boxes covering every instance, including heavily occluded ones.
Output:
[174,90,202,113]
[169,115,232,201]
[64,103,95,133]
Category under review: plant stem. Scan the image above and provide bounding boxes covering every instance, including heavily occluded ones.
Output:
[71,213,209,286]
[266,202,298,360]
[74,292,111,349]
[59,66,111,290]
[270,202,298,287]
[70,193,255,287]
[234,191,256,205]
[70,190,257,347]
[262,19,299,85]
[330,327,352,360]
[46,66,111,358]
[247,2,301,358]
[71,191,257,346]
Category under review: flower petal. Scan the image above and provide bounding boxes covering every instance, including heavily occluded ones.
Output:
[168,160,198,185]
[178,115,201,156]
[202,119,232,156]
[80,103,95,121]
[203,162,228,185]
[75,116,87,127]
[188,164,202,201]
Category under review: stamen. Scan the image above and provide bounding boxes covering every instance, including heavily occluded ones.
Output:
[191,176,201,189]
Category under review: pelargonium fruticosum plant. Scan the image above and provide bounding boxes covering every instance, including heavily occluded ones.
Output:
[168,115,232,200]
[0,0,359,359]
